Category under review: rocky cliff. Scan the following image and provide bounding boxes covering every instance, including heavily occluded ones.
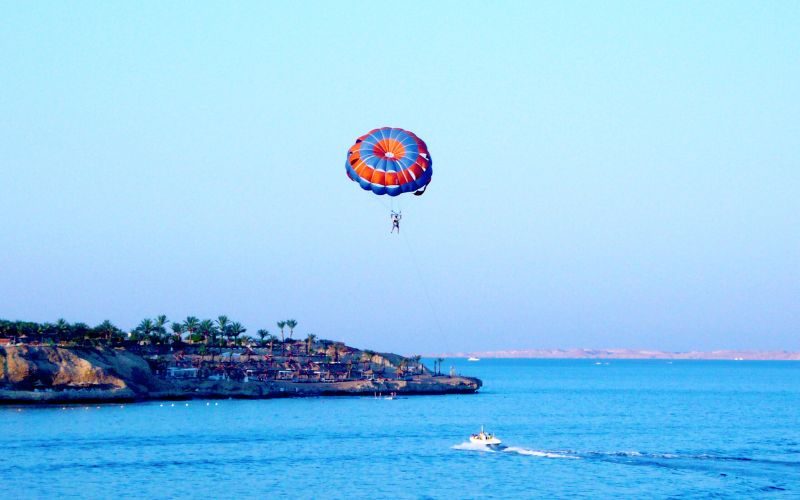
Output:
[0,346,158,402]
[0,346,481,404]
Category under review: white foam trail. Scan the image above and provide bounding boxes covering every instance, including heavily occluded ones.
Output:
[452,442,578,459]
[452,441,497,452]
[611,451,642,457]
[588,451,688,460]
[503,447,579,459]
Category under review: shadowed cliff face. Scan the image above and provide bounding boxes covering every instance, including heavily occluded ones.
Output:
[0,346,155,393]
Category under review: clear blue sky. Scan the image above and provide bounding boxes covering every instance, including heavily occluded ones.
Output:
[1,2,798,354]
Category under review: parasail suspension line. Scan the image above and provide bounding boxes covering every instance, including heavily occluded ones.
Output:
[400,228,451,354]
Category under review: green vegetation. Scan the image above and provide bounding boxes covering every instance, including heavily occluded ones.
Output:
[0,315,450,386]
[0,318,125,345]
[0,316,307,350]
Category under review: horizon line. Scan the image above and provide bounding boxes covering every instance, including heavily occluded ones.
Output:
[421,348,800,361]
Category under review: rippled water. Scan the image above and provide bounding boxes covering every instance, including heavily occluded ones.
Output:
[3,359,799,498]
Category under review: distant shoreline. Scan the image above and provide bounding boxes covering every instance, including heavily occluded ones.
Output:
[427,349,800,361]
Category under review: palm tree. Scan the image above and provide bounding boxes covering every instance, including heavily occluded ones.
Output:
[170,322,184,345]
[136,318,156,344]
[216,316,230,343]
[94,320,121,343]
[0,320,11,338]
[72,322,91,344]
[39,322,57,344]
[411,354,422,374]
[55,318,70,344]
[257,329,269,347]
[286,319,297,339]
[154,315,168,330]
[13,321,36,343]
[229,322,246,349]
[305,333,317,354]
[435,357,444,376]
[153,315,168,344]
[183,316,200,342]
[277,321,286,343]
[197,319,218,361]
[137,318,154,334]
[197,319,212,343]
[330,342,346,363]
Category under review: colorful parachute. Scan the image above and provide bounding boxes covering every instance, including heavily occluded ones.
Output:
[345,127,432,196]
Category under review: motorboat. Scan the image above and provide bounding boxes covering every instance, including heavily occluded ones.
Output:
[467,356,480,362]
[470,426,501,446]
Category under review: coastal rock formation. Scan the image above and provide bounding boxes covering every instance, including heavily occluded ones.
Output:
[0,346,156,402]
[0,346,481,404]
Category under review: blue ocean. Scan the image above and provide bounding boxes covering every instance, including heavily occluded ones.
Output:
[3,359,799,498]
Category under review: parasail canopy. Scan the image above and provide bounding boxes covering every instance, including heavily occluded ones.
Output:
[345,127,432,196]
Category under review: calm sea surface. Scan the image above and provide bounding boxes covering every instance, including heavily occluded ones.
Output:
[3,359,799,498]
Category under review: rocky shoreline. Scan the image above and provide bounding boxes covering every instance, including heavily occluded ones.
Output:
[0,346,482,405]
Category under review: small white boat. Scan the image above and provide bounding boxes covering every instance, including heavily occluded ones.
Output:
[470,426,501,446]
[467,356,480,362]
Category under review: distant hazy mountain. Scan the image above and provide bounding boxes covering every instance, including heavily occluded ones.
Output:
[430,349,800,361]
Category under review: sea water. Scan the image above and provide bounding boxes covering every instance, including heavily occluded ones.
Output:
[3,359,799,498]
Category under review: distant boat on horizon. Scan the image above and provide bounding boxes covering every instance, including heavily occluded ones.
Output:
[467,356,480,362]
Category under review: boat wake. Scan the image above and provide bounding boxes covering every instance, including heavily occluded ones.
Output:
[452,442,497,452]
[464,446,798,471]
[580,450,800,468]
[452,444,798,468]
[452,442,578,459]
[503,446,579,459]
